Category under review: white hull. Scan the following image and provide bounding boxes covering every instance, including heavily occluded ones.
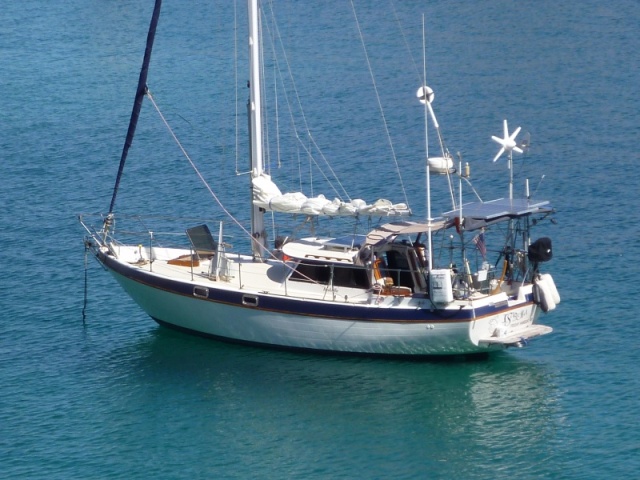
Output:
[102,249,549,356]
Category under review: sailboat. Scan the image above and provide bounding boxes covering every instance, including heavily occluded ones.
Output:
[80,0,559,356]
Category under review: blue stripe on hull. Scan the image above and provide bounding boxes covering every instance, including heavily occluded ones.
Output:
[100,252,531,325]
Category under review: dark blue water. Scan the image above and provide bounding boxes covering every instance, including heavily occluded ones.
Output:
[2,1,639,478]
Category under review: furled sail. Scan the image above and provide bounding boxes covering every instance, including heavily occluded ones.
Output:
[109,0,163,214]
[252,173,410,217]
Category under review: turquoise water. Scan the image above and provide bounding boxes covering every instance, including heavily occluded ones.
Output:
[2,0,639,478]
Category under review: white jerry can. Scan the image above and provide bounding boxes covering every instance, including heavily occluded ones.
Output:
[429,269,454,305]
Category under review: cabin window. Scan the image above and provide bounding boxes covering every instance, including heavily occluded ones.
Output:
[290,261,369,289]
[332,265,369,288]
[291,262,330,284]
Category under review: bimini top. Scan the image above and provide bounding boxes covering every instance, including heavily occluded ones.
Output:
[443,198,554,231]
[364,220,449,247]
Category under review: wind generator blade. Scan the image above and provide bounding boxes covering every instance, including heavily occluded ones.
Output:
[417,85,435,104]
[491,119,523,162]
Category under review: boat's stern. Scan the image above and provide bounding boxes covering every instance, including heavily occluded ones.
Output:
[470,288,553,349]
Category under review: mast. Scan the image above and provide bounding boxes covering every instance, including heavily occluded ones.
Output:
[248,0,267,260]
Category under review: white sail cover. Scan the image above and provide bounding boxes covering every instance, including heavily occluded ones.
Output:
[252,173,410,217]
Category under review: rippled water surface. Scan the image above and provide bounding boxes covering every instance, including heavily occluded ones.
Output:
[1,0,639,478]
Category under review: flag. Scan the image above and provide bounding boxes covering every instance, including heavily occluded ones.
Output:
[472,232,486,259]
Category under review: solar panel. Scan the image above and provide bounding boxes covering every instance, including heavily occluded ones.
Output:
[443,198,551,220]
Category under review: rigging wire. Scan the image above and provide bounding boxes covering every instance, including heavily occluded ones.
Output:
[82,242,89,324]
[261,1,351,201]
[349,0,410,210]
[146,90,323,285]
[390,0,423,86]
[392,1,459,211]
[146,91,254,240]
[234,0,241,175]
[274,63,281,168]
[259,11,271,176]
[146,89,332,288]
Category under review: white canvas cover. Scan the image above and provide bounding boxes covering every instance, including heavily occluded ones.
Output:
[252,173,410,217]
